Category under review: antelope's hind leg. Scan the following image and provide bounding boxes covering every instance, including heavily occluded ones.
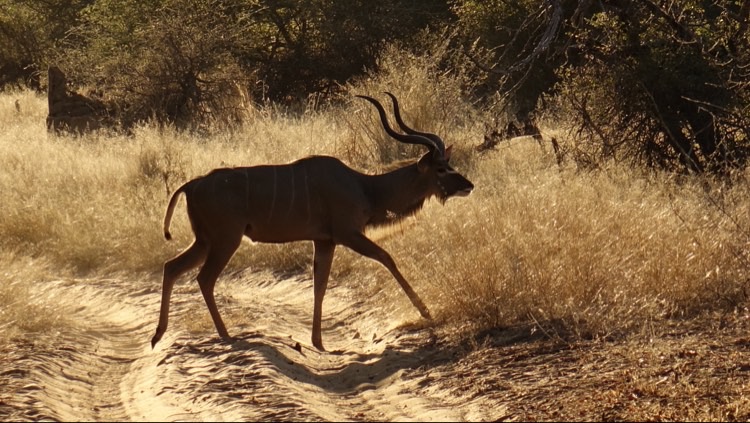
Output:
[312,240,336,351]
[152,240,209,348]
[196,231,245,343]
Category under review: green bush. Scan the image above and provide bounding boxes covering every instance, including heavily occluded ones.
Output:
[56,0,252,130]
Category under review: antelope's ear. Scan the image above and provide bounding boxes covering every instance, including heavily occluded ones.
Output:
[445,145,453,161]
[417,151,432,173]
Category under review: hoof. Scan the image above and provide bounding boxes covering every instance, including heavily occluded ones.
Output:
[312,340,326,352]
[420,308,433,320]
[151,329,164,349]
[220,335,236,345]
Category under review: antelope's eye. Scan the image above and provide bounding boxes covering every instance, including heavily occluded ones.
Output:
[436,167,447,175]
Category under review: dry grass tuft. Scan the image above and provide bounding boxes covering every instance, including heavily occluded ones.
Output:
[0,251,69,341]
[398,138,750,340]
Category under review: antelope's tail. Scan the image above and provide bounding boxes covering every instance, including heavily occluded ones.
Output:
[163,182,190,240]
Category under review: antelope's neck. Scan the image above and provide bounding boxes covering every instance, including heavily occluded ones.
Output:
[366,164,429,225]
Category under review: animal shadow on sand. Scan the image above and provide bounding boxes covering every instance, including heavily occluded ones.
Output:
[158,325,551,395]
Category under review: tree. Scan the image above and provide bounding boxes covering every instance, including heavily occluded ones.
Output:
[455,0,750,172]
[0,0,89,89]
[58,0,257,128]
[453,0,572,133]
[54,0,452,127]
[245,0,452,102]
[564,0,750,172]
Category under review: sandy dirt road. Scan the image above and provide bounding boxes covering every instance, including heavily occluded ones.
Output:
[4,267,748,421]
[2,270,499,421]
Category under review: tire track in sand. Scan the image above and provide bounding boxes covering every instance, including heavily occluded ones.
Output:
[10,271,500,421]
[13,278,195,421]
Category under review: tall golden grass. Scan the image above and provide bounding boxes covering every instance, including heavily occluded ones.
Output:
[1,57,748,344]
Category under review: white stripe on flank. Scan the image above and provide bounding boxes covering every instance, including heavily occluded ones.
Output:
[267,167,277,223]
[245,168,251,215]
[286,166,296,218]
[303,167,311,224]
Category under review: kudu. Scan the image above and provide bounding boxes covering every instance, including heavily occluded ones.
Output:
[151,93,474,351]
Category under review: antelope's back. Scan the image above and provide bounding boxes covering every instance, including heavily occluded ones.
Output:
[189,156,368,243]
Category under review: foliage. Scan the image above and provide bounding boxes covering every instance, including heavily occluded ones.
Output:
[451,0,567,120]
[26,0,451,129]
[452,0,750,173]
[1,0,750,171]
[556,0,750,173]
[0,0,89,88]
[247,0,452,102]
[56,0,253,129]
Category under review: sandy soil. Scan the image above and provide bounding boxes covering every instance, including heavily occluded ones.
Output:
[1,269,749,421]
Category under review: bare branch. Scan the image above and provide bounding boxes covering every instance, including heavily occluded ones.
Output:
[466,0,563,76]
[635,0,697,44]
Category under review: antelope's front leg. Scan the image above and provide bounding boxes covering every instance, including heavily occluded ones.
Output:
[312,240,336,351]
[341,233,432,320]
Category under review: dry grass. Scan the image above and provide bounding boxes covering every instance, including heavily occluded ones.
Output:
[1,62,748,350]
[400,141,749,340]
[0,251,69,342]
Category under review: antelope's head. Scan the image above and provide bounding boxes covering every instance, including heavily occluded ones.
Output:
[357,93,474,203]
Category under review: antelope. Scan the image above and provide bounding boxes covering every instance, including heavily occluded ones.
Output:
[151,93,474,351]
